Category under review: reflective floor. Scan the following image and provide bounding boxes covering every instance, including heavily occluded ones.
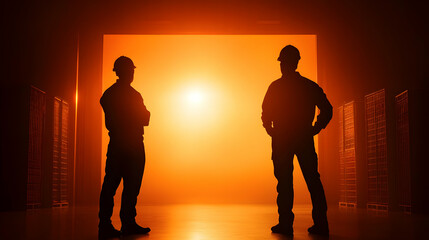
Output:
[0,204,427,240]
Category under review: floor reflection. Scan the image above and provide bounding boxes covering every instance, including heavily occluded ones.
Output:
[0,204,427,240]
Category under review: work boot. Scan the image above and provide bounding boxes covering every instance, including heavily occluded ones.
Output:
[271,223,293,236]
[121,222,151,235]
[308,224,329,236]
[98,223,121,239]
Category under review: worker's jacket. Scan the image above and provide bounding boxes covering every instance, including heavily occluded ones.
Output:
[100,80,150,145]
[262,72,332,141]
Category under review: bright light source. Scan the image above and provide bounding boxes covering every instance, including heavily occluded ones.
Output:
[177,83,219,127]
[186,88,205,105]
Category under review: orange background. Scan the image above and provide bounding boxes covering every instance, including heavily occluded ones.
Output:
[102,35,318,204]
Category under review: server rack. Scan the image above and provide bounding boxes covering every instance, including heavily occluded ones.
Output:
[395,90,411,213]
[339,101,357,208]
[365,89,389,211]
[60,101,69,206]
[27,86,46,209]
[52,98,69,207]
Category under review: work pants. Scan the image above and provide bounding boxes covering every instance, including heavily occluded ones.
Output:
[99,141,145,227]
[272,135,328,226]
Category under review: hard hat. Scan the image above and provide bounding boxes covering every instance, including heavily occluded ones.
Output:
[113,56,136,72]
[277,45,301,62]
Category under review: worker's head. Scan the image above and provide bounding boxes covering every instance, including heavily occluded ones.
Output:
[278,45,301,75]
[113,56,136,84]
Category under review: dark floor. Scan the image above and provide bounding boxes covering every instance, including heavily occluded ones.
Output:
[0,204,427,240]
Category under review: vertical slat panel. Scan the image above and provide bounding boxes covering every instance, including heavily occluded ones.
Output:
[52,98,69,207]
[339,102,357,207]
[365,89,388,211]
[395,90,411,212]
[60,101,69,205]
[27,86,46,209]
[338,106,346,204]
[52,98,61,205]
[344,102,357,205]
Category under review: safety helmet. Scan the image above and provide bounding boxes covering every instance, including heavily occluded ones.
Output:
[277,45,301,62]
[113,56,136,72]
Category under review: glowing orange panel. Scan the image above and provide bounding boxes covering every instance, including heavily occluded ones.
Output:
[102,35,318,204]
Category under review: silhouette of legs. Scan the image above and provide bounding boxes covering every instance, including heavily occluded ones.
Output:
[272,136,328,229]
[99,142,146,227]
[272,148,295,226]
[295,137,328,227]
[99,155,122,226]
[120,148,145,225]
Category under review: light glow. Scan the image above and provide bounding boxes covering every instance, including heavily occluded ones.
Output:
[186,88,204,105]
[102,35,318,204]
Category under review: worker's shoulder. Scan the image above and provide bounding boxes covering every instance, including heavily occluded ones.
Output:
[103,83,141,96]
[299,75,317,86]
[101,83,117,99]
[103,82,120,94]
[102,83,123,102]
[129,85,141,94]
[299,75,323,91]
[268,76,320,88]
[129,86,143,100]
[268,78,284,88]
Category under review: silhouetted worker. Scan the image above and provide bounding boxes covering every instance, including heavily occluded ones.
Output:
[98,56,151,239]
[262,45,332,236]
